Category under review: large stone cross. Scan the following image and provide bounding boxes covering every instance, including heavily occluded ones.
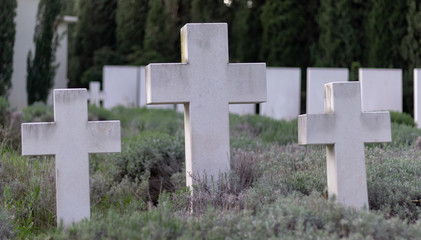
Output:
[146,23,266,187]
[21,89,121,227]
[298,82,391,208]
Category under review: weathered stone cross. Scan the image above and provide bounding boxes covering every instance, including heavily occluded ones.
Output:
[146,23,266,187]
[88,81,105,106]
[21,89,121,227]
[298,82,391,208]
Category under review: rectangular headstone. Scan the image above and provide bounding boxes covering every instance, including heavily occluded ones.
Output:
[414,69,421,127]
[299,82,391,209]
[359,68,402,112]
[21,89,121,227]
[306,68,349,114]
[260,67,301,120]
[103,65,139,109]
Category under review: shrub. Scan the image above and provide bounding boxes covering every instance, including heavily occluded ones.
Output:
[0,206,16,240]
[0,147,56,238]
[230,114,298,146]
[111,107,183,138]
[0,97,21,149]
[22,103,53,122]
[40,193,421,239]
[110,132,184,203]
[390,111,415,127]
[88,104,116,121]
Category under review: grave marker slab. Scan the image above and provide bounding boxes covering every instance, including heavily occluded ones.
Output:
[359,68,402,112]
[415,69,421,128]
[146,23,266,187]
[261,67,301,120]
[21,89,121,227]
[103,66,139,108]
[88,81,105,106]
[298,82,391,208]
[307,68,348,114]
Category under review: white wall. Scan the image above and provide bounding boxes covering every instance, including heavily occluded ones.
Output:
[9,0,40,109]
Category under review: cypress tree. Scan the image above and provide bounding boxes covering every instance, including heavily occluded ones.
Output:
[401,0,421,114]
[231,0,265,62]
[26,0,61,105]
[191,0,230,23]
[314,0,367,70]
[141,0,190,64]
[0,0,17,97]
[116,0,149,56]
[366,0,407,68]
[260,0,318,67]
[69,0,118,87]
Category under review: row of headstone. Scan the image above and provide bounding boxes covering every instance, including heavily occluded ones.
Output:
[98,65,404,120]
[20,23,395,228]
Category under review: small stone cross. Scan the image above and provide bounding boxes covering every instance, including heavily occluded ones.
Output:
[88,81,105,106]
[298,82,391,208]
[21,89,121,227]
[146,23,266,187]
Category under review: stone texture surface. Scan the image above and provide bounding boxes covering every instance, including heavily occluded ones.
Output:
[229,104,256,115]
[146,23,266,187]
[88,81,105,106]
[261,67,301,120]
[306,68,349,114]
[298,82,391,209]
[359,68,402,112]
[21,89,121,227]
[103,65,139,108]
[139,66,174,110]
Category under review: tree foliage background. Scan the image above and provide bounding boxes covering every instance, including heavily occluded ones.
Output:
[12,0,421,113]
[26,0,61,105]
[0,0,17,97]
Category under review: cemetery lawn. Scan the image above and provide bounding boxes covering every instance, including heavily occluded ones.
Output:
[1,104,421,239]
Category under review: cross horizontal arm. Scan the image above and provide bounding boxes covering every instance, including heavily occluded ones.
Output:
[146,63,190,104]
[22,123,57,155]
[227,63,266,104]
[361,112,391,143]
[298,114,336,145]
[86,121,121,153]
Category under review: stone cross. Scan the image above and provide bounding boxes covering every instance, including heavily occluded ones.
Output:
[21,89,121,227]
[298,82,391,209]
[88,81,105,106]
[146,23,266,187]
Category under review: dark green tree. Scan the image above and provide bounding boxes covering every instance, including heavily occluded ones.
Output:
[0,0,17,97]
[401,0,421,114]
[191,0,230,23]
[69,0,118,87]
[140,0,190,64]
[314,0,367,71]
[116,0,149,57]
[260,0,319,114]
[365,0,408,68]
[231,0,266,62]
[260,0,318,68]
[26,0,61,105]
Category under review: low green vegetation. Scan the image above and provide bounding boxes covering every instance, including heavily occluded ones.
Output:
[0,104,420,239]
